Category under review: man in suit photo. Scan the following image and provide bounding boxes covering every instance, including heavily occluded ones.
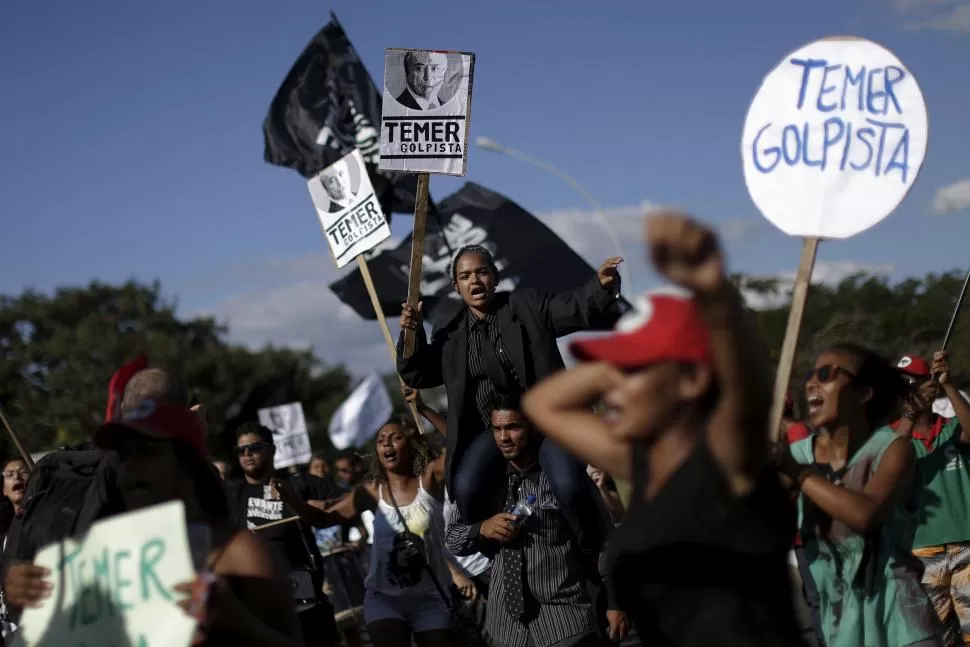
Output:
[396,50,449,110]
[319,158,356,213]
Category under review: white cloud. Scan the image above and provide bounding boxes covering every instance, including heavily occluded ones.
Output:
[740,260,895,310]
[894,0,970,31]
[198,203,764,376]
[931,178,970,215]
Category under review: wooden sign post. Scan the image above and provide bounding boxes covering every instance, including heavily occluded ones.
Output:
[740,36,928,441]
[403,173,430,358]
[307,149,424,432]
[378,48,476,358]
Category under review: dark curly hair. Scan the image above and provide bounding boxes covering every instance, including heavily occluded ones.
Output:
[450,244,497,283]
[366,416,437,484]
[824,342,909,429]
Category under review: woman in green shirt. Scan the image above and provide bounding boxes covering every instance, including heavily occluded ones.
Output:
[778,343,943,647]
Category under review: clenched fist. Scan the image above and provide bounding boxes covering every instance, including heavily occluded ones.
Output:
[646,212,726,296]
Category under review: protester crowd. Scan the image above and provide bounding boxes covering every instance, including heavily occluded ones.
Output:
[0,210,968,647]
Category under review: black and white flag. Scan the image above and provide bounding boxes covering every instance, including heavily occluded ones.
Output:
[262,14,421,218]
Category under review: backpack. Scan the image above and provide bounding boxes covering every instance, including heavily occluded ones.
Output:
[5,444,124,564]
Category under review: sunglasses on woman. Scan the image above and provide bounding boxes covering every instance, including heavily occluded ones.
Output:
[806,364,856,384]
[236,442,272,456]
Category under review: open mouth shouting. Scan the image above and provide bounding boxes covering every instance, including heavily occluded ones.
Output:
[381,448,400,468]
[806,392,828,425]
[469,283,488,302]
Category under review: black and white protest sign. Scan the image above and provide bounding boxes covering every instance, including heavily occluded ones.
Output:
[379,49,475,176]
[742,37,928,239]
[308,149,391,268]
[258,402,312,468]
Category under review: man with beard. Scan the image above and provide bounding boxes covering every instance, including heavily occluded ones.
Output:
[226,422,348,647]
[446,393,627,647]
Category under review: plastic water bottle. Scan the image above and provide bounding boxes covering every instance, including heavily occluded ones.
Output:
[506,495,536,529]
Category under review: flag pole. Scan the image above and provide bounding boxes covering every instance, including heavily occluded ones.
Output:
[0,402,34,469]
[941,264,970,351]
[356,256,425,432]
[402,173,430,359]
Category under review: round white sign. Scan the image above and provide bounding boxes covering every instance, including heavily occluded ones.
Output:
[741,37,928,239]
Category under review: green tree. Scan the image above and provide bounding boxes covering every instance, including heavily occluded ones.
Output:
[742,269,970,410]
[0,280,353,458]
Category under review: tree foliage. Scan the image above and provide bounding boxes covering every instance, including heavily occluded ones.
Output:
[0,281,359,460]
[739,269,970,402]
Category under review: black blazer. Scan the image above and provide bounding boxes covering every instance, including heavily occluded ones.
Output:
[397,275,621,489]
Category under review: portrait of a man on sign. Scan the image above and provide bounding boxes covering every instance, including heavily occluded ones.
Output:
[397,51,449,110]
[319,157,359,213]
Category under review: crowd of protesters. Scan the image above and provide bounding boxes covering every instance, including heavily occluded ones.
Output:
[0,210,968,647]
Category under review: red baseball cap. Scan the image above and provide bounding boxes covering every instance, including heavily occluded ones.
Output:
[570,289,712,368]
[96,400,208,457]
[896,354,930,378]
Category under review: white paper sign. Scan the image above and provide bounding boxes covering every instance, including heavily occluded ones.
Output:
[328,373,393,450]
[741,37,928,239]
[379,48,475,176]
[308,149,391,268]
[258,402,312,468]
[12,501,196,647]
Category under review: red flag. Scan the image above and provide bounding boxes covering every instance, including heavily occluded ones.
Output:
[105,355,149,422]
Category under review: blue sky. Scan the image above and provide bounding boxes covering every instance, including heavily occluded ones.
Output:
[2,0,969,372]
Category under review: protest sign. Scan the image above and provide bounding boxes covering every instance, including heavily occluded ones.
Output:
[379,49,474,356]
[258,402,312,468]
[742,37,928,239]
[379,49,475,176]
[741,37,928,441]
[12,501,196,647]
[308,149,392,269]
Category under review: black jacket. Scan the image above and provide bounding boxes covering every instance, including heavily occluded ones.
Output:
[397,275,621,488]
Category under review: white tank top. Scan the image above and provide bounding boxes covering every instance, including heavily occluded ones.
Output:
[366,477,450,596]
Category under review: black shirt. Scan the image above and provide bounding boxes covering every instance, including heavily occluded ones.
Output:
[227,474,344,578]
[609,439,804,647]
[466,310,521,429]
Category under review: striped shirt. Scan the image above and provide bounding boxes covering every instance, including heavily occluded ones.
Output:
[445,464,611,647]
[466,310,521,431]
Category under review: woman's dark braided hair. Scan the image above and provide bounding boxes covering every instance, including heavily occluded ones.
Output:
[826,342,909,429]
[366,416,437,484]
[450,244,498,282]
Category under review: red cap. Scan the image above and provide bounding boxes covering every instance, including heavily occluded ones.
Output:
[897,354,930,378]
[570,289,712,368]
[96,400,208,457]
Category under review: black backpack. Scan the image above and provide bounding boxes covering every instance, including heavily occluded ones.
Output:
[5,443,124,564]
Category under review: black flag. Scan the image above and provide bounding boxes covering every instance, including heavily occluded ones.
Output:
[329,183,627,327]
[262,14,420,217]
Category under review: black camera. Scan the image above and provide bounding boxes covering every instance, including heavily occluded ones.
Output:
[390,530,428,588]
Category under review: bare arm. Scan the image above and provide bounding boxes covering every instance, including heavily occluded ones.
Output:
[943,384,970,444]
[700,284,774,487]
[322,483,379,522]
[797,437,914,535]
[522,363,632,479]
